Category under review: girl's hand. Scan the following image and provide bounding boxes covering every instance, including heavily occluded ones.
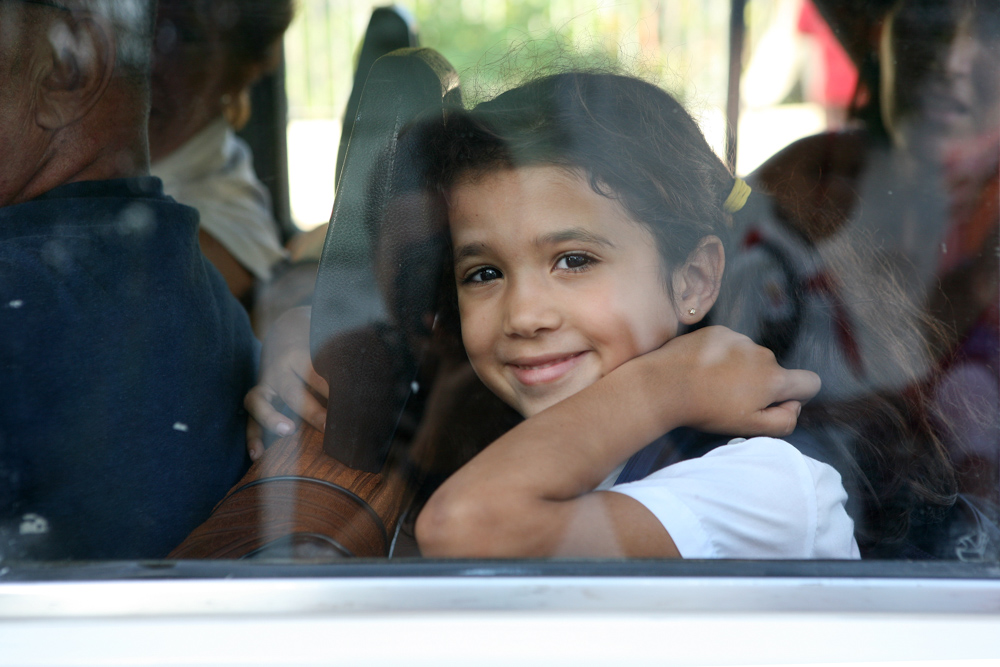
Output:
[244,306,328,461]
[417,325,821,559]
[637,326,821,437]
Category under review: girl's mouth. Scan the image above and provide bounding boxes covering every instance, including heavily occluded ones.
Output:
[507,351,587,386]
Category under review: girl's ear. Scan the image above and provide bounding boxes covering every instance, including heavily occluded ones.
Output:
[673,236,725,325]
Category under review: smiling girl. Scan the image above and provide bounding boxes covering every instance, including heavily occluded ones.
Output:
[411,72,864,559]
[249,70,956,560]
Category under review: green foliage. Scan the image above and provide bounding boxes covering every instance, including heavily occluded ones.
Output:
[284,0,732,119]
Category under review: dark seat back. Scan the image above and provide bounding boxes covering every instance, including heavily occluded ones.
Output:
[335,6,420,189]
[311,48,462,472]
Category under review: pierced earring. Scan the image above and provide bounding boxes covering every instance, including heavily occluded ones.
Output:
[688,308,697,316]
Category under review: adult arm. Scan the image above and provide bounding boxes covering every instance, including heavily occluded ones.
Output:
[199,228,255,302]
[415,327,821,558]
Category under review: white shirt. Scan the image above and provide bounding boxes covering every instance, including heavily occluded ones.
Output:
[152,118,288,281]
[609,437,860,559]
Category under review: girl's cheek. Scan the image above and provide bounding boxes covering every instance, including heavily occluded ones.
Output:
[458,311,486,355]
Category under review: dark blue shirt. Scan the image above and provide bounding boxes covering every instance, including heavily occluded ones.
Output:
[0,178,256,560]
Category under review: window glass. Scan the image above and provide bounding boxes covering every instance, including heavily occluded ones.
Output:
[285,0,734,229]
[739,0,860,172]
[0,0,997,569]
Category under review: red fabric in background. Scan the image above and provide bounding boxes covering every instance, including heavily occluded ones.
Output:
[798,0,858,107]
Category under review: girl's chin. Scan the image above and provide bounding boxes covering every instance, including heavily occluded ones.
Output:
[513,383,590,418]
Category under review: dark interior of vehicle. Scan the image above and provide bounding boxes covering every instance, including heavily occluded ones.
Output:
[1,0,996,567]
[174,0,997,564]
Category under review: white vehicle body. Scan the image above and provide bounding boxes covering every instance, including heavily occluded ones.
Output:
[2,563,1000,666]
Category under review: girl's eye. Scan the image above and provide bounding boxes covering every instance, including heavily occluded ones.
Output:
[464,266,503,284]
[556,254,592,270]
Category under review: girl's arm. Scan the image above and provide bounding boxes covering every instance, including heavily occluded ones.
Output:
[415,326,821,558]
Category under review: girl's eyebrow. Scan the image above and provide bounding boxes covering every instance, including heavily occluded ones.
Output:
[453,242,490,264]
[453,229,615,264]
[538,228,616,248]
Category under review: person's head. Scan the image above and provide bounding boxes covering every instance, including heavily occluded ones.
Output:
[435,72,737,417]
[0,0,154,206]
[879,0,1000,160]
[149,0,294,162]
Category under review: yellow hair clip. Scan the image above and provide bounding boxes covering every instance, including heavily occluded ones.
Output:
[723,177,751,213]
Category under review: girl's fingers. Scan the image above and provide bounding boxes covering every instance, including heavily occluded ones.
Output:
[244,385,295,436]
[776,368,822,404]
[292,392,327,433]
[754,400,803,437]
[274,373,327,433]
[668,327,825,436]
[246,418,265,462]
[261,348,328,432]
[751,369,819,436]
[302,364,330,401]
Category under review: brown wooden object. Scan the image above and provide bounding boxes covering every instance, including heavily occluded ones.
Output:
[171,47,463,560]
[168,423,409,559]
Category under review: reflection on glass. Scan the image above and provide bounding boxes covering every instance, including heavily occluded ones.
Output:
[0,0,257,562]
[751,0,999,558]
[148,0,294,304]
[0,0,996,568]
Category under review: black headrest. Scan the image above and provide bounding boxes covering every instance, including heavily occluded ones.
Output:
[311,48,462,472]
[335,7,420,189]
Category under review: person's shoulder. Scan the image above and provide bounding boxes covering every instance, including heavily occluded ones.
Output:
[701,437,850,514]
[630,436,817,492]
[716,437,857,555]
[710,437,844,483]
[748,129,876,242]
[704,436,808,465]
[0,233,67,307]
[751,129,872,182]
[612,436,858,558]
[0,178,200,234]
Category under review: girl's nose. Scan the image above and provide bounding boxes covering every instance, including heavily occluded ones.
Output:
[503,277,561,338]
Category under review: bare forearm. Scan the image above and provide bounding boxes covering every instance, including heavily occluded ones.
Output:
[416,349,680,557]
[449,353,674,502]
[416,327,821,558]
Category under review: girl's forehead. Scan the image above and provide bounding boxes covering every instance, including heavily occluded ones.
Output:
[450,166,570,219]
[451,164,583,198]
[449,166,613,224]
[447,165,655,257]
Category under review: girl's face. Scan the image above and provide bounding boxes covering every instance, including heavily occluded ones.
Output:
[449,166,681,417]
